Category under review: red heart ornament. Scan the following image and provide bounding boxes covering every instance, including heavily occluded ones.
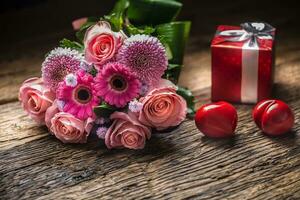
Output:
[253,99,294,136]
[195,101,238,138]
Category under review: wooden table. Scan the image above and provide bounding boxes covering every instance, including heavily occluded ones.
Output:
[1,1,300,199]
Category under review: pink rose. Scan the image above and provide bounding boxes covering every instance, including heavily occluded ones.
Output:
[19,77,55,124]
[148,78,178,93]
[105,112,151,149]
[49,111,94,144]
[139,87,187,130]
[45,100,60,128]
[84,21,125,69]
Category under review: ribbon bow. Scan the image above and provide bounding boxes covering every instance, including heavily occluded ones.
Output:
[218,22,275,47]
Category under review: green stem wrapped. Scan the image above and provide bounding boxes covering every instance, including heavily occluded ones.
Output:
[156,21,191,65]
[156,21,191,83]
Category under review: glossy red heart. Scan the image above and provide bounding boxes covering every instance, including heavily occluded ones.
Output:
[195,101,237,138]
[253,99,294,136]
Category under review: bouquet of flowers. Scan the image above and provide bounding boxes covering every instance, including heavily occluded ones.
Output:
[19,0,194,149]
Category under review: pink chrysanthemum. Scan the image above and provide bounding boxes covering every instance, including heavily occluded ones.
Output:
[42,47,83,91]
[94,62,141,108]
[57,70,100,120]
[117,34,168,86]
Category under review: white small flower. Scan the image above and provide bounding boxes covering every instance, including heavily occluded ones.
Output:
[129,99,143,113]
[56,100,65,111]
[65,73,77,87]
[80,61,93,72]
[96,126,108,139]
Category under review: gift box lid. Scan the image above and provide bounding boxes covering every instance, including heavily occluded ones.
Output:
[211,22,276,51]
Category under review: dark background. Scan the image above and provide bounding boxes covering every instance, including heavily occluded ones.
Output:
[0,0,299,61]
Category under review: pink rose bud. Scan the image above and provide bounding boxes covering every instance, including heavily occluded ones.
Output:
[49,112,94,144]
[72,17,88,30]
[105,112,151,149]
[19,77,55,124]
[84,21,126,69]
[139,87,187,130]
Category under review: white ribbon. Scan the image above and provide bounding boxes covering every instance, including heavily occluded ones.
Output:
[241,40,259,103]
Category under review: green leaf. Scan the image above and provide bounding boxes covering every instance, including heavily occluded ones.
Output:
[156,21,191,65]
[127,0,182,25]
[162,64,181,84]
[111,0,130,14]
[159,37,173,60]
[125,24,155,36]
[157,21,191,83]
[176,86,195,118]
[104,13,124,31]
[59,38,84,51]
[75,31,85,43]
[105,0,130,31]
[168,63,180,70]
[89,66,98,77]
[94,103,117,118]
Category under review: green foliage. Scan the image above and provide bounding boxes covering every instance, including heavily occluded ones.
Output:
[111,0,130,14]
[59,38,83,51]
[104,13,124,32]
[156,21,191,65]
[94,103,118,118]
[176,86,196,118]
[163,64,181,84]
[125,24,155,36]
[156,21,191,83]
[89,66,98,77]
[105,0,130,31]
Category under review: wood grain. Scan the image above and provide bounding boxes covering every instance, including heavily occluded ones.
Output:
[1,1,300,199]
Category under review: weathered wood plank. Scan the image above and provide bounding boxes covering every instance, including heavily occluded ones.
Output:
[0,102,48,150]
[0,101,299,199]
[0,57,41,104]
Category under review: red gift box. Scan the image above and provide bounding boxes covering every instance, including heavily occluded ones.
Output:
[211,22,276,103]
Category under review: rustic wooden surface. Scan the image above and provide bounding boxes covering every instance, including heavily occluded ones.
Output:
[1,1,300,199]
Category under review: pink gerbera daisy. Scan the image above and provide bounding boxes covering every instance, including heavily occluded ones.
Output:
[57,70,100,120]
[117,34,168,87]
[94,62,141,108]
